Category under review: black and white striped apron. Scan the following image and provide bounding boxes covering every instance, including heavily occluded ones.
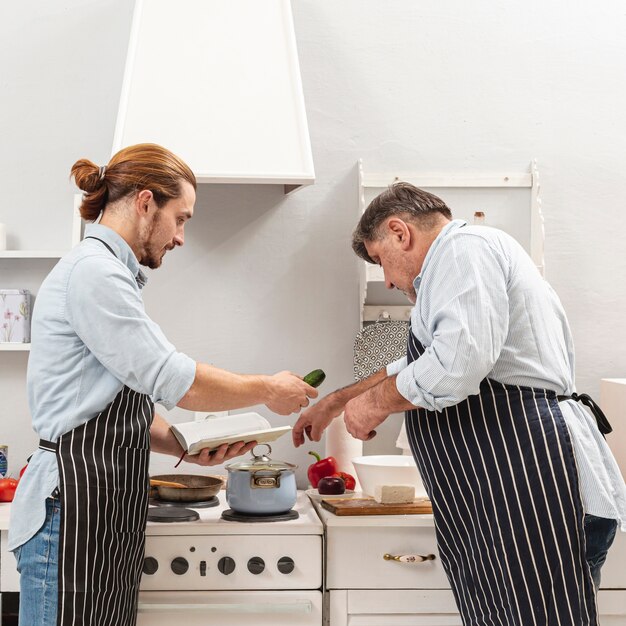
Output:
[42,386,154,626]
[405,331,598,626]
[39,235,155,626]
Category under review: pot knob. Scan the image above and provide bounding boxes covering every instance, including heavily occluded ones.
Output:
[251,443,273,463]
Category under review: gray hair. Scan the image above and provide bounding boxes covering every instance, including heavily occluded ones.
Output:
[352,182,452,262]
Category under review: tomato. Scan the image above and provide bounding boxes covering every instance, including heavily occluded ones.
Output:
[332,471,356,491]
[19,464,28,478]
[0,477,19,502]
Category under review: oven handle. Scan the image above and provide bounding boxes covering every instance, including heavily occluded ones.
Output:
[137,600,312,614]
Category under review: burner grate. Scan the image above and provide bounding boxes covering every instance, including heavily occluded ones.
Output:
[147,507,200,523]
[221,509,299,523]
[149,495,220,509]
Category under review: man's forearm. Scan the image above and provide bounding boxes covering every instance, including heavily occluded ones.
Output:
[150,412,185,457]
[177,363,268,411]
[329,367,389,408]
[367,374,417,414]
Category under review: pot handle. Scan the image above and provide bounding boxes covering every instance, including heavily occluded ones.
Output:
[251,443,272,460]
[251,471,281,489]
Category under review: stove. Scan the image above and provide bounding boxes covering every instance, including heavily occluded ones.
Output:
[137,491,324,626]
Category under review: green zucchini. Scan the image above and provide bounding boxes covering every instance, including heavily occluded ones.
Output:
[303,369,326,388]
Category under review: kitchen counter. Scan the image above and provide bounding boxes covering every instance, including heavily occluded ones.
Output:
[311,493,435,528]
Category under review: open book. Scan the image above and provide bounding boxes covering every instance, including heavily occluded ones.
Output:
[170,412,292,456]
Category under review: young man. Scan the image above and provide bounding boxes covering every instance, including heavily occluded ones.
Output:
[10,143,317,626]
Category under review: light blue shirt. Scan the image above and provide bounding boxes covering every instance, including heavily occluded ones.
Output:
[8,224,196,550]
[388,219,626,529]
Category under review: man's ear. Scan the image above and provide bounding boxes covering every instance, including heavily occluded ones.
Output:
[135,189,154,215]
[387,217,411,250]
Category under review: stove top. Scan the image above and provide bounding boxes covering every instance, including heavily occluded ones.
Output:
[145,491,323,536]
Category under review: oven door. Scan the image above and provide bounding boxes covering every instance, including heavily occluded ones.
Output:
[137,590,323,626]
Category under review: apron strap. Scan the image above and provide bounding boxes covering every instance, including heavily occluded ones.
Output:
[38,438,58,453]
[84,235,116,258]
[557,392,613,435]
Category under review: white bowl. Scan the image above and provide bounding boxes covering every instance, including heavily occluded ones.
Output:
[351,455,427,498]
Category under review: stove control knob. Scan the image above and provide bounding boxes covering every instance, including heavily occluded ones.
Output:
[143,557,159,576]
[218,556,236,575]
[171,557,189,575]
[277,556,295,574]
[247,556,265,575]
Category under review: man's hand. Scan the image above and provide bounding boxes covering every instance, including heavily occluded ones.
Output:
[343,375,415,441]
[292,394,344,447]
[265,371,318,415]
[343,394,389,441]
[184,440,257,466]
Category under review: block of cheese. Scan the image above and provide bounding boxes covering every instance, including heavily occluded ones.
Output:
[373,484,415,504]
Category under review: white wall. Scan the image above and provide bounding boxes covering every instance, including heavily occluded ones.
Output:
[1,0,625,487]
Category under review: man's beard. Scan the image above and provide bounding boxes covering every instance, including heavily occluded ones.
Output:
[139,213,167,269]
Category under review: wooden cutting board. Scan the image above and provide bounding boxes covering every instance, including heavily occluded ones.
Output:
[321,497,432,516]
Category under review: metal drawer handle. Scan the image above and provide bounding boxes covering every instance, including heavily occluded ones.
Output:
[383,552,436,563]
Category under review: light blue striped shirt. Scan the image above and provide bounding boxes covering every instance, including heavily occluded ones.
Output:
[8,224,196,550]
[388,219,626,529]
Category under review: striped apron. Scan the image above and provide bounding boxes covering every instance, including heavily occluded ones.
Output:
[42,386,154,626]
[404,332,598,626]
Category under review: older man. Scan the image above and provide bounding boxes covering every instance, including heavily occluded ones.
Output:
[293,182,626,626]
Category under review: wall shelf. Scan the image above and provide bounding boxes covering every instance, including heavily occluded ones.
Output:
[0,344,30,351]
[0,198,83,258]
[1,198,83,358]
[0,251,67,259]
[358,159,544,324]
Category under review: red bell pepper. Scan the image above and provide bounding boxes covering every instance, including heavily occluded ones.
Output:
[332,471,356,491]
[307,451,338,488]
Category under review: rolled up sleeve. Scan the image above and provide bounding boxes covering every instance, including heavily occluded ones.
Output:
[386,357,407,376]
[396,235,510,412]
[66,255,196,409]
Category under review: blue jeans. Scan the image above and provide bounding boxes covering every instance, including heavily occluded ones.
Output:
[584,513,618,588]
[13,496,59,626]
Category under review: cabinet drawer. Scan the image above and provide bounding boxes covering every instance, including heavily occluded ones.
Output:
[330,590,462,626]
[326,526,449,589]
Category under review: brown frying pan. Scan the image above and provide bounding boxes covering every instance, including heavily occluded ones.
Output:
[150,473,223,502]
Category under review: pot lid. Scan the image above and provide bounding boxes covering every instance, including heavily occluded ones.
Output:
[225,444,297,472]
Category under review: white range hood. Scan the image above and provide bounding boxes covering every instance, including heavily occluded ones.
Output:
[113,0,315,194]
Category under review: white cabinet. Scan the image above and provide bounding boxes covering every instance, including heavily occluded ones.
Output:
[0,199,82,352]
[313,500,626,626]
[357,160,544,323]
